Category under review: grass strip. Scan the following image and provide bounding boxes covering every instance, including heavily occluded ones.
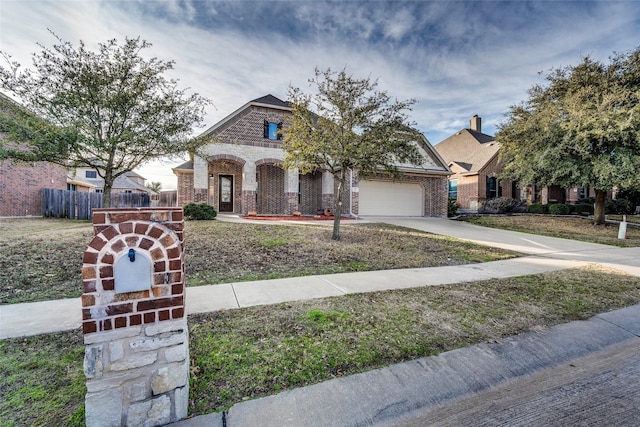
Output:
[188,265,639,413]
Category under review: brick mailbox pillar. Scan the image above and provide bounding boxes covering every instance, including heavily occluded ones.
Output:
[81,208,188,427]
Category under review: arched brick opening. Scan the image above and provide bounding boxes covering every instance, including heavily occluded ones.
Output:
[299,170,323,214]
[207,153,246,165]
[208,159,243,214]
[82,219,184,334]
[256,163,285,214]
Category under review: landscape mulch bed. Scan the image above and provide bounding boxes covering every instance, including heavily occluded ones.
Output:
[242,215,355,221]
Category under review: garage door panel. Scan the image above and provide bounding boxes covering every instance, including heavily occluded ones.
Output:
[359,180,423,216]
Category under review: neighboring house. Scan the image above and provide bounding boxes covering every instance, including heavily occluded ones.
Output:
[434,115,517,211]
[0,93,68,217]
[67,168,157,197]
[174,94,451,216]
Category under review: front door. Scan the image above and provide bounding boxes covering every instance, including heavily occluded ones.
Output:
[219,175,233,212]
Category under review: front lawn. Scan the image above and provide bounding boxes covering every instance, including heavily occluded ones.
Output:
[0,218,518,304]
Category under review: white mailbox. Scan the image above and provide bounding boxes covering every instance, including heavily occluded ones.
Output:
[114,248,152,294]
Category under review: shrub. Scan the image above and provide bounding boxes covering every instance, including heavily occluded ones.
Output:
[579,197,633,214]
[183,203,217,220]
[573,203,594,215]
[528,203,549,214]
[608,198,633,215]
[447,198,460,217]
[478,198,528,214]
[548,203,573,215]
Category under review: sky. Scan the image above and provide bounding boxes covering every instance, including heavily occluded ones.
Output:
[1,0,639,189]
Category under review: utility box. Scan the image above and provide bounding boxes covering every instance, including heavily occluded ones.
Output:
[81,207,188,427]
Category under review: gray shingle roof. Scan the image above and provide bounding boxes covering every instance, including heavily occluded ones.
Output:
[250,94,291,108]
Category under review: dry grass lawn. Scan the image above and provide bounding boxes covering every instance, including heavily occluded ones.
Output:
[462,214,640,247]
[0,218,517,304]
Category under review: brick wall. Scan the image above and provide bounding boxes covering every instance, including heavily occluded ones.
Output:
[0,159,67,216]
[450,154,517,210]
[214,106,291,149]
[299,172,323,214]
[257,164,285,214]
[176,172,194,206]
[423,176,449,216]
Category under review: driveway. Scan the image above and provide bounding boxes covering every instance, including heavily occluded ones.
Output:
[364,216,640,276]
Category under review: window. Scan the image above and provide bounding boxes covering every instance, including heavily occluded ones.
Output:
[263,120,283,140]
[448,179,458,200]
[67,183,76,191]
[85,170,97,179]
[95,189,103,193]
[486,177,498,199]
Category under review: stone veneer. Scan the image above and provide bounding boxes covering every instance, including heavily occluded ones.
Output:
[82,208,189,427]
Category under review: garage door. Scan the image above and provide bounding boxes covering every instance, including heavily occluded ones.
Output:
[359,180,423,216]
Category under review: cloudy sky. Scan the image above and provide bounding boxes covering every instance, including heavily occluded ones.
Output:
[1,0,639,189]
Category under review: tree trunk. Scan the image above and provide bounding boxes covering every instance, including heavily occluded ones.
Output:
[593,189,606,225]
[332,170,346,241]
[102,170,113,208]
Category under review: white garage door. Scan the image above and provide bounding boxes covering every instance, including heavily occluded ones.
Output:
[359,180,423,216]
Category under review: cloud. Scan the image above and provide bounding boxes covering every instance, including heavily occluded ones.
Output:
[2,0,638,183]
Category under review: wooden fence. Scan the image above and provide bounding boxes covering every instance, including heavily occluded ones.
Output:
[42,189,152,219]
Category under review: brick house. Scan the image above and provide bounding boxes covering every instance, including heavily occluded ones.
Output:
[0,93,69,217]
[174,94,451,216]
[67,167,157,196]
[434,115,517,211]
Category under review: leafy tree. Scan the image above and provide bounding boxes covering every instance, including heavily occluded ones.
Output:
[146,181,162,193]
[497,47,640,225]
[0,31,209,207]
[283,67,424,240]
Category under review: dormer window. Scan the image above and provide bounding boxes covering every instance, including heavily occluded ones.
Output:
[264,120,283,140]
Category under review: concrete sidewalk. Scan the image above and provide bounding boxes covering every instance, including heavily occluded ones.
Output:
[0,256,589,339]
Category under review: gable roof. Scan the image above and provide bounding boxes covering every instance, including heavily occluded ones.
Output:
[391,131,451,175]
[198,94,291,139]
[434,128,500,174]
[250,94,291,108]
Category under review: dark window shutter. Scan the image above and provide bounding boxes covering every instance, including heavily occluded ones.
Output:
[277,122,283,140]
[264,120,269,138]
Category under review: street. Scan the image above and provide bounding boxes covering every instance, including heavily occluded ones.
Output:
[390,338,640,426]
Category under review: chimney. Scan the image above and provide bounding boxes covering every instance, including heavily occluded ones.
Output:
[470,115,481,133]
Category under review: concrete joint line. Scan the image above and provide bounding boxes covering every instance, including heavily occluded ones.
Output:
[230,283,241,309]
[316,276,349,295]
[596,316,640,338]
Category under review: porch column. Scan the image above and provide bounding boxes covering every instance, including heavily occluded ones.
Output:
[284,168,299,214]
[193,156,209,203]
[322,171,335,209]
[242,162,257,214]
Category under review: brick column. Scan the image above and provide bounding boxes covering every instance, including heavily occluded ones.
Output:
[82,207,189,426]
[322,171,335,209]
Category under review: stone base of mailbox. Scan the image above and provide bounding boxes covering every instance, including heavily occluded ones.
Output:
[82,208,188,426]
[84,319,189,426]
